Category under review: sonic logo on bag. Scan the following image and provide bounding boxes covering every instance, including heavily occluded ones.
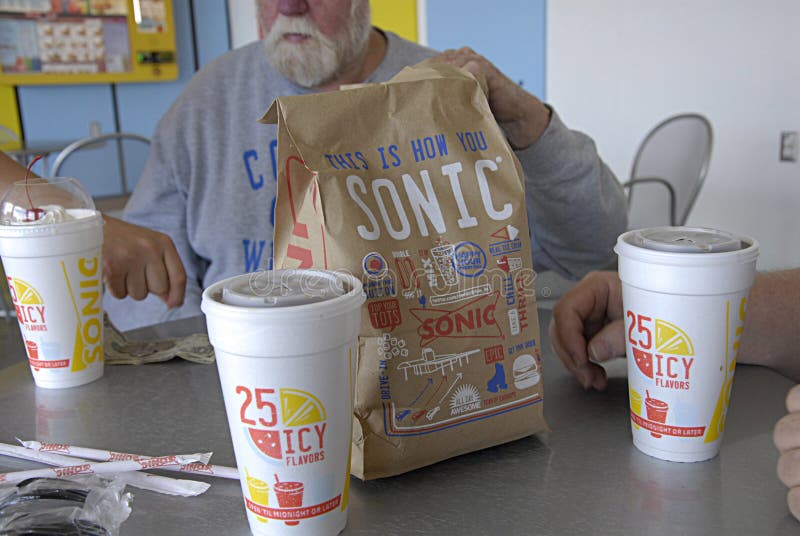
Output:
[626,312,695,390]
[237,386,328,467]
[345,158,513,241]
[410,291,502,346]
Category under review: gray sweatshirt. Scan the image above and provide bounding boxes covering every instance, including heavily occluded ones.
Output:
[104,31,627,330]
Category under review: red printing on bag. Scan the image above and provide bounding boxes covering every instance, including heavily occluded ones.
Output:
[284,156,328,268]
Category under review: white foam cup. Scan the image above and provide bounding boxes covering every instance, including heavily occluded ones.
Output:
[0,178,104,389]
[616,227,759,462]
[202,269,365,535]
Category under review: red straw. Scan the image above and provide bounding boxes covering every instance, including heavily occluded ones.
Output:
[274,473,280,484]
[23,154,45,222]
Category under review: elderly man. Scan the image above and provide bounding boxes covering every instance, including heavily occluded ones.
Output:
[105,0,627,329]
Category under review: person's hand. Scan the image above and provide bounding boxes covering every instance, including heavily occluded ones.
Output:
[549,271,626,390]
[774,384,800,521]
[431,47,551,150]
[101,215,186,308]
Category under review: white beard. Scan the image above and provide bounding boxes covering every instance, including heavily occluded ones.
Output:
[263,3,371,88]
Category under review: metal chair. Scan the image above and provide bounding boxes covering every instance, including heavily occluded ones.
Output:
[622,113,713,228]
[50,132,151,199]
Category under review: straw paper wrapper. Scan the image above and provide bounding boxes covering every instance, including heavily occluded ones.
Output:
[0,445,209,486]
[116,472,211,496]
[19,440,240,480]
[0,443,210,496]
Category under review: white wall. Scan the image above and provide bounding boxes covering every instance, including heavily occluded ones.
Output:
[548,0,800,270]
[228,0,259,49]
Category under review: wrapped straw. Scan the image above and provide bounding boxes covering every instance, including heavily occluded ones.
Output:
[0,443,209,496]
[18,440,239,480]
[0,446,207,486]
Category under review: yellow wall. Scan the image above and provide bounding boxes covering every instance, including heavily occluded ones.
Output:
[0,86,21,152]
[370,0,418,42]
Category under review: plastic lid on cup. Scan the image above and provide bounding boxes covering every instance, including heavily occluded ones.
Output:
[221,270,346,308]
[0,177,96,226]
[625,227,743,253]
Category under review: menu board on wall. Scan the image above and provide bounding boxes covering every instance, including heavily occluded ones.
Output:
[0,0,177,84]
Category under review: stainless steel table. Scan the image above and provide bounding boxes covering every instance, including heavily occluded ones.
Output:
[0,309,797,535]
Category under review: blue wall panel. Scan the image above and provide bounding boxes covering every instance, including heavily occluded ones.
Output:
[17,84,119,194]
[192,0,231,68]
[426,0,546,99]
[17,85,115,143]
[115,0,199,191]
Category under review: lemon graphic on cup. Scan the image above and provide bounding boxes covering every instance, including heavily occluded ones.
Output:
[11,278,43,305]
[655,319,694,356]
[280,388,326,426]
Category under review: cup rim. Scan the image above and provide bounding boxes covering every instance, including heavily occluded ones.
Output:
[615,226,759,267]
[0,209,102,238]
[201,269,365,320]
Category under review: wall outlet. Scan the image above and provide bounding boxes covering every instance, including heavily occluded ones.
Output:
[780,131,798,162]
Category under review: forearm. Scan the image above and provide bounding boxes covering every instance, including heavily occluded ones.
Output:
[738,269,800,380]
[502,94,550,150]
[518,110,628,278]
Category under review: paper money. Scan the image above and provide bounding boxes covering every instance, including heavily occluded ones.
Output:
[103,313,215,365]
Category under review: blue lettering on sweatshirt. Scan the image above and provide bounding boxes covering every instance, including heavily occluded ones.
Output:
[242,141,279,272]
[269,139,278,180]
[243,239,267,272]
[244,150,264,190]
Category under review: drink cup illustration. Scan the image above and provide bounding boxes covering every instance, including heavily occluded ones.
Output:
[644,391,668,438]
[202,269,364,535]
[26,340,39,361]
[431,243,458,286]
[246,469,270,524]
[629,389,643,430]
[0,178,104,389]
[274,476,304,526]
[616,227,758,462]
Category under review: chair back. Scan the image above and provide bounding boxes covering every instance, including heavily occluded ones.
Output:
[50,132,151,198]
[624,113,713,228]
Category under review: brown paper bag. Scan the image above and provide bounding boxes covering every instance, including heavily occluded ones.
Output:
[261,60,547,479]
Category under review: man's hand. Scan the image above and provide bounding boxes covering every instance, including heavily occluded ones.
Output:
[102,215,186,308]
[549,271,627,390]
[774,384,800,521]
[432,47,551,150]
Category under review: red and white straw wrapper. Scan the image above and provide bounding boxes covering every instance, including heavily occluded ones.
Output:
[0,445,209,486]
[0,443,210,496]
[18,440,240,480]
